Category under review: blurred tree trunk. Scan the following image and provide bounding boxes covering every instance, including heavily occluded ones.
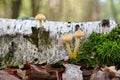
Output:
[31,0,40,16]
[1,0,12,18]
[1,0,8,17]
[110,0,118,23]
[92,0,100,20]
[12,0,21,19]
[48,0,63,21]
[80,0,100,21]
[58,0,63,20]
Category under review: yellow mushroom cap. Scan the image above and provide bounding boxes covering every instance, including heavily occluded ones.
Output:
[61,34,72,43]
[35,14,46,20]
[74,29,84,38]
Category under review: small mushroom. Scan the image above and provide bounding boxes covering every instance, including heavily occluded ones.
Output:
[73,29,84,58]
[74,29,84,38]
[35,14,46,27]
[61,34,73,59]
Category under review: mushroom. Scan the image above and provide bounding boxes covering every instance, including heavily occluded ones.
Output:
[61,34,73,59]
[35,14,46,27]
[73,29,84,58]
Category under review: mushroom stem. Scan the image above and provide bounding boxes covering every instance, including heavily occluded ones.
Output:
[73,38,80,58]
[39,20,42,27]
[65,42,73,59]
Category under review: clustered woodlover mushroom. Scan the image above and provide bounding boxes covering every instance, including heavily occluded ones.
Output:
[61,29,84,59]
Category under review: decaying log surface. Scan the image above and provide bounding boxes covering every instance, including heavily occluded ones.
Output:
[0,18,116,66]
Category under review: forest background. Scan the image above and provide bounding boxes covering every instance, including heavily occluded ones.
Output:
[0,0,120,23]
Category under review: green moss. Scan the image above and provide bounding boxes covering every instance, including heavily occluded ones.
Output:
[0,58,2,69]
[7,61,24,67]
[4,41,17,65]
[69,54,96,68]
[80,26,120,69]
[5,53,14,62]
[23,27,51,47]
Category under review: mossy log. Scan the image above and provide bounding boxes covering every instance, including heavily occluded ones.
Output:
[0,18,116,66]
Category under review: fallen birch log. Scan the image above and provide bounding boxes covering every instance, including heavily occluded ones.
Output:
[0,18,116,66]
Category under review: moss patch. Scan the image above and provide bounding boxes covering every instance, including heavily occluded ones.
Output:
[80,26,120,69]
[4,41,18,66]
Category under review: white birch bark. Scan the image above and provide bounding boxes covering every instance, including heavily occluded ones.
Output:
[0,18,116,65]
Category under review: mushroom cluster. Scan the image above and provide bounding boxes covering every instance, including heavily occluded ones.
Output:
[61,29,84,59]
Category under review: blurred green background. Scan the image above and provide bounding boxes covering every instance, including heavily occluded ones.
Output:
[0,0,120,23]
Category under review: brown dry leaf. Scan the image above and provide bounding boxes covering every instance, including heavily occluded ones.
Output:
[4,67,18,75]
[16,69,26,79]
[27,64,57,80]
[0,71,20,80]
[104,66,117,76]
[23,61,32,70]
